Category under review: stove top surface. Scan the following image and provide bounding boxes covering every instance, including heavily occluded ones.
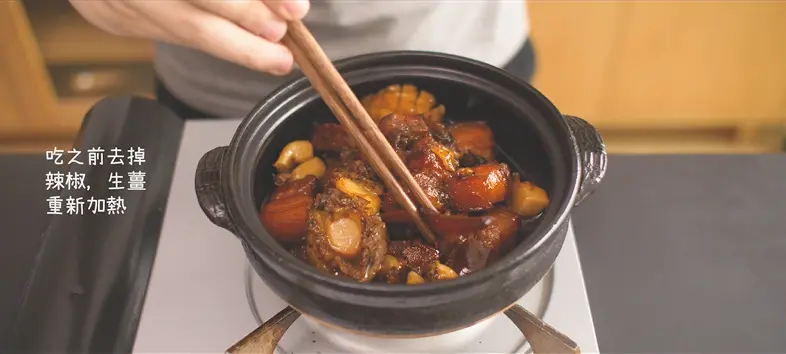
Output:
[132,121,599,353]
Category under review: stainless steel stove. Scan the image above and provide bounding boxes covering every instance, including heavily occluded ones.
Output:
[132,120,600,354]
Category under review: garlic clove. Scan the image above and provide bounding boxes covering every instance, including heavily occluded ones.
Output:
[274,141,314,172]
[406,271,425,285]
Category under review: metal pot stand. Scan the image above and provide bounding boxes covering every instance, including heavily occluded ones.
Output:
[242,263,574,354]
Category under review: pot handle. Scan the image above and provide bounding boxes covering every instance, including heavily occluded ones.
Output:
[195,146,239,235]
[563,116,607,206]
[226,305,579,354]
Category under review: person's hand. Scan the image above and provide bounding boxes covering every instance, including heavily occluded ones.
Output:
[69,0,309,75]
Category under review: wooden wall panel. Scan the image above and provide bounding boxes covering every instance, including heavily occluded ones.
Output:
[0,0,58,138]
[596,1,786,128]
[527,1,625,121]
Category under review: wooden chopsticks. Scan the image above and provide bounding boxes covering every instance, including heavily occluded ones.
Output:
[282,21,438,244]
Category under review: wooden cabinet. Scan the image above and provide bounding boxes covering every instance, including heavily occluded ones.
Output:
[1,1,784,153]
[528,1,786,152]
[0,0,153,153]
[528,1,622,124]
[0,1,59,142]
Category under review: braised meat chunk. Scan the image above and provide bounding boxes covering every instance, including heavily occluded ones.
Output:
[312,123,355,154]
[379,115,460,213]
[306,188,388,282]
[449,121,495,161]
[446,163,510,212]
[376,240,457,284]
[304,157,388,282]
[378,113,432,154]
[259,175,318,243]
[406,136,459,177]
[397,242,439,274]
[441,207,521,274]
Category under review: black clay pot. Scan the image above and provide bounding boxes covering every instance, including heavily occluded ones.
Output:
[195,51,607,337]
